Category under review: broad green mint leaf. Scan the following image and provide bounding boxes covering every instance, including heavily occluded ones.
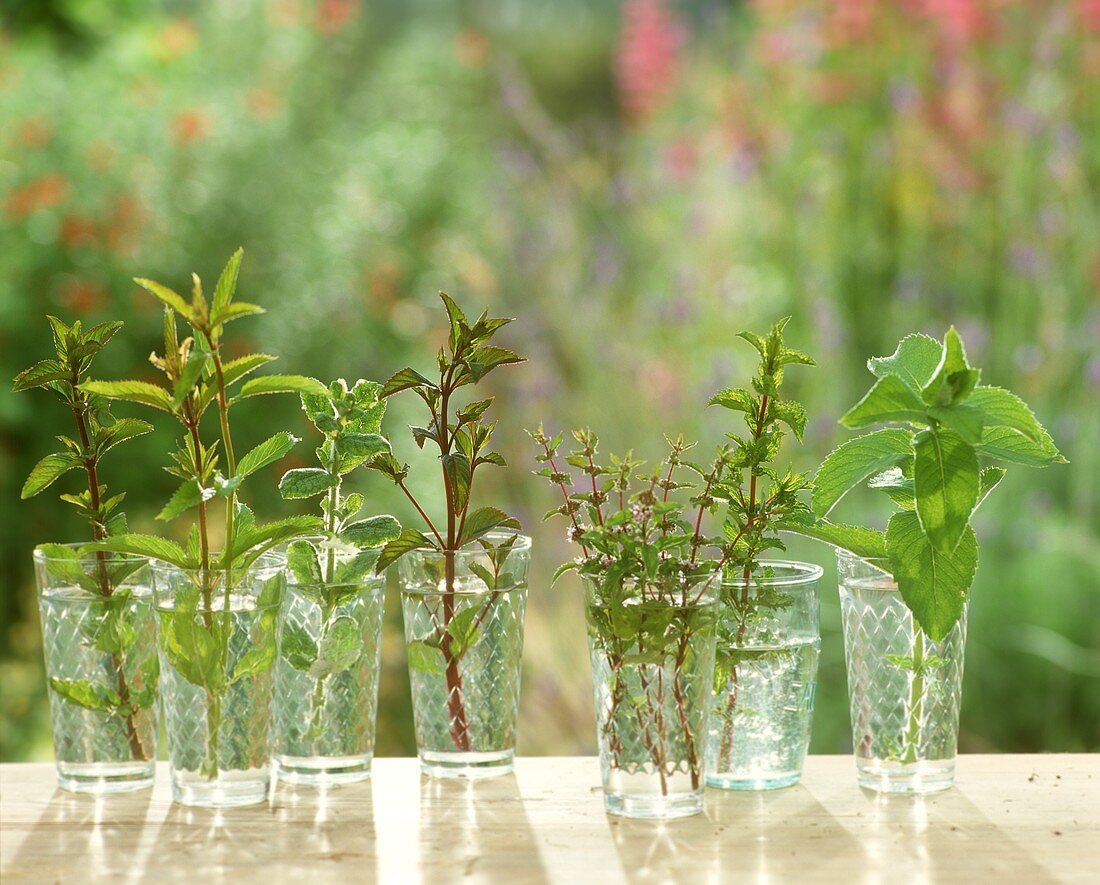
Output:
[333,547,380,583]
[212,246,242,313]
[97,418,153,456]
[213,302,264,326]
[769,400,807,443]
[381,367,437,398]
[459,507,521,546]
[812,429,912,517]
[968,386,1065,465]
[13,359,69,392]
[406,639,445,675]
[236,374,327,401]
[446,606,481,658]
[49,678,121,713]
[840,375,928,429]
[886,510,977,640]
[134,278,195,322]
[309,617,361,679]
[93,534,191,569]
[237,431,299,479]
[867,333,942,392]
[913,428,979,554]
[375,529,436,572]
[227,515,323,567]
[229,641,276,684]
[21,452,80,499]
[336,432,389,474]
[286,540,323,586]
[279,468,336,499]
[975,466,1006,511]
[81,380,174,413]
[280,621,318,671]
[157,479,215,521]
[928,403,985,444]
[198,354,277,410]
[707,388,756,414]
[339,515,402,548]
[777,519,887,560]
[159,610,226,691]
[922,327,980,407]
[442,452,472,514]
[868,467,916,510]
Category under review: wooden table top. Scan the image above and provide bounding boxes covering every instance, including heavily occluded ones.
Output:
[1,755,1095,883]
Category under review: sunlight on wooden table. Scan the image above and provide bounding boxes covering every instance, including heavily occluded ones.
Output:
[1,755,1095,883]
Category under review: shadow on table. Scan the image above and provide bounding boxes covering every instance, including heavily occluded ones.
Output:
[7,786,154,880]
[856,786,1053,881]
[417,773,550,884]
[607,783,861,883]
[145,779,377,880]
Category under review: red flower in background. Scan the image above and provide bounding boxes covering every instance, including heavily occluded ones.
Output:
[315,0,358,35]
[103,194,145,257]
[1080,0,1100,31]
[58,278,107,315]
[60,215,97,248]
[616,0,684,122]
[4,173,70,220]
[172,108,210,145]
[16,117,52,148]
[455,29,490,68]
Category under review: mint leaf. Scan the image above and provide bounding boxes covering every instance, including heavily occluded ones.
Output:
[922,327,980,407]
[237,431,299,479]
[886,510,977,640]
[867,333,942,391]
[235,374,326,402]
[913,428,979,553]
[375,528,436,572]
[286,539,323,586]
[159,610,226,691]
[211,246,243,313]
[840,375,928,429]
[974,466,1006,511]
[281,621,319,671]
[707,388,755,414]
[93,534,191,569]
[309,617,361,679]
[968,386,1065,465]
[812,429,912,517]
[21,452,80,499]
[279,468,336,499]
[133,278,195,323]
[339,515,402,548]
[12,359,69,392]
[335,432,389,474]
[459,507,521,546]
[770,400,807,443]
[381,367,436,398]
[406,639,446,675]
[157,479,215,521]
[446,606,481,658]
[777,519,887,560]
[49,677,121,713]
[81,380,174,413]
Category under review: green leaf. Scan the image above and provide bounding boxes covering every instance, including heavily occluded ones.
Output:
[96,418,154,456]
[551,560,579,586]
[49,678,120,713]
[446,607,481,658]
[281,621,318,671]
[226,516,324,567]
[159,610,226,691]
[286,540,323,586]
[91,534,190,569]
[134,278,195,322]
[199,354,277,410]
[867,333,942,392]
[229,641,276,684]
[212,246,243,313]
[777,519,887,560]
[13,359,69,392]
[333,547,380,583]
[235,374,326,402]
[406,639,445,675]
[21,452,81,499]
[459,507,521,546]
[279,468,336,499]
[310,617,362,679]
[366,452,409,484]
[968,387,1065,465]
[238,431,299,479]
[886,511,977,640]
[922,327,980,407]
[458,398,494,423]
[928,404,985,444]
[336,432,389,474]
[81,380,174,413]
[975,466,1006,511]
[442,452,472,514]
[913,428,979,553]
[812,429,913,517]
[769,400,807,443]
[339,515,402,548]
[381,367,437,398]
[172,349,209,408]
[840,375,928,429]
[708,387,755,414]
[157,479,215,521]
[466,345,523,381]
[375,529,436,572]
[213,302,264,326]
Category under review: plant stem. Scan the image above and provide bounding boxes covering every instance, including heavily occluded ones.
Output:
[903,627,925,764]
[70,393,147,762]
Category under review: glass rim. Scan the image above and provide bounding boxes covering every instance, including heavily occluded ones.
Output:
[149,551,287,575]
[402,531,532,559]
[290,575,387,592]
[582,572,721,608]
[33,542,147,565]
[721,559,824,589]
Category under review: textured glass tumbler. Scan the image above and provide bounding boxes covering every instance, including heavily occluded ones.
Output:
[273,576,385,784]
[153,554,285,807]
[399,533,530,779]
[838,549,968,794]
[707,561,821,791]
[34,546,157,794]
[585,578,718,820]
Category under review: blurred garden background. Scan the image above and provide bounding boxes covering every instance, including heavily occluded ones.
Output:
[1,0,1097,761]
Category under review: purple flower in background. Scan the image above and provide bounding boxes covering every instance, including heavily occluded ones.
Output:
[889,78,920,115]
[1009,242,1050,280]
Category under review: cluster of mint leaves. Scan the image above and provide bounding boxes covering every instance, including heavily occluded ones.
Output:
[277,379,402,738]
[785,328,1065,640]
[78,248,324,777]
[14,317,155,759]
[365,292,525,752]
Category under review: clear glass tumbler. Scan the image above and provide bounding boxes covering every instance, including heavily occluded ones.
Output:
[153,553,285,807]
[398,533,530,779]
[34,545,157,793]
[585,577,718,819]
[837,549,968,794]
[707,560,821,790]
[273,573,385,785]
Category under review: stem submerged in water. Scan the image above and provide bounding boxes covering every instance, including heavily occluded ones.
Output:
[903,627,925,764]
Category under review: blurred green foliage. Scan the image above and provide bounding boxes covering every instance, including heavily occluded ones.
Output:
[1,0,1097,761]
